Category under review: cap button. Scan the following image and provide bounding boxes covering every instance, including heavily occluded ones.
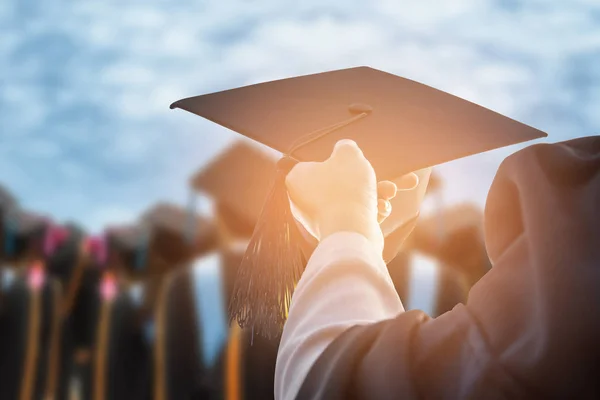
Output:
[348,103,373,115]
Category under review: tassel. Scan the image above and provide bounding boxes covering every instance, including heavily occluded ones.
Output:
[87,235,108,267]
[3,214,15,258]
[229,156,305,339]
[228,106,373,339]
[43,224,70,258]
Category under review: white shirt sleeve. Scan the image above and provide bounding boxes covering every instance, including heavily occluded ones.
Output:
[274,232,405,400]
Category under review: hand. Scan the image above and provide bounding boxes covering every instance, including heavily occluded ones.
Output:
[286,139,418,254]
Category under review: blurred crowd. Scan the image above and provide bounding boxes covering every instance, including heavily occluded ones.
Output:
[0,140,491,400]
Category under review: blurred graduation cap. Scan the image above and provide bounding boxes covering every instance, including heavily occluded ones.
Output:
[2,208,50,263]
[171,66,547,337]
[105,224,149,274]
[0,185,17,211]
[411,203,483,251]
[410,203,490,284]
[140,202,216,268]
[191,141,277,242]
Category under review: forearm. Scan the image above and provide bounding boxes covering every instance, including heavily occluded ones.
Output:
[275,232,404,400]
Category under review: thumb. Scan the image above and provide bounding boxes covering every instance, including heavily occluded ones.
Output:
[330,139,364,160]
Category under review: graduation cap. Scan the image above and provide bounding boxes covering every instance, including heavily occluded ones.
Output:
[410,203,490,283]
[2,208,50,262]
[412,203,484,250]
[0,185,17,212]
[171,66,547,338]
[105,224,149,273]
[191,140,277,242]
[140,202,216,267]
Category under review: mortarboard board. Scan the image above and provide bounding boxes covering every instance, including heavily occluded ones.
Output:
[191,140,277,242]
[0,185,17,212]
[409,203,490,280]
[171,66,547,338]
[140,202,216,267]
[105,224,148,273]
[2,209,50,262]
[411,202,484,251]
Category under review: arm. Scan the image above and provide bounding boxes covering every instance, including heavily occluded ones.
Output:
[279,137,600,400]
[275,231,403,400]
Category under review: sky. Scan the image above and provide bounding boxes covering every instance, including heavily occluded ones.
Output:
[0,0,598,233]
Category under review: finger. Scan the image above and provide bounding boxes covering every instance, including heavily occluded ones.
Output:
[377,181,397,200]
[396,172,419,191]
[330,139,364,160]
[377,199,391,223]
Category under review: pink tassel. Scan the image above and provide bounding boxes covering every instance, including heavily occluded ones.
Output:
[28,261,45,290]
[100,272,117,301]
[43,224,70,257]
[85,235,108,266]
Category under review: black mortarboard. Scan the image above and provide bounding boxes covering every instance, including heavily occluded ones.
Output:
[0,185,17,212]
[411,203,484,252]
[191,140,277,241]
[3,209,50,262]
[140,202,216,267]
[410,203,490,283]
[171,66,547,338]
[105,224,148,274]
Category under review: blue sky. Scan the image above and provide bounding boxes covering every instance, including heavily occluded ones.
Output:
[0,0,598,233]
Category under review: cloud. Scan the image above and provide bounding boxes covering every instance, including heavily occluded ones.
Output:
[0,0,598,231]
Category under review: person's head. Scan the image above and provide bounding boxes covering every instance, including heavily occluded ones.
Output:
[1,208,49,266]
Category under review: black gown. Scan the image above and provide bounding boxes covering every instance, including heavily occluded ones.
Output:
[297,136,600,399]
[92,277,153,400]
[45,224,100,400]
[69,262,102,400]
[0,265,62,400]
[90,228,154,400]
[155,247,280,400]
[0,210,63,400]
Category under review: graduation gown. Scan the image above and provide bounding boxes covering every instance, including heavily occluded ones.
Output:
[45,225,94,400]
[387,251,468,317]
[0,266,62,400]
[283,136,600,399]
[155,249,279,400]
[68,265,102,400]
[91,273,153,400]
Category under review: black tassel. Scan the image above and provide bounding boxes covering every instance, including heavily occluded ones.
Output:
[228,108,373,339]
[229,156,305,339]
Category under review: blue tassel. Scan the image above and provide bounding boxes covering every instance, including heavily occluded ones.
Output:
[3,216,15,258]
